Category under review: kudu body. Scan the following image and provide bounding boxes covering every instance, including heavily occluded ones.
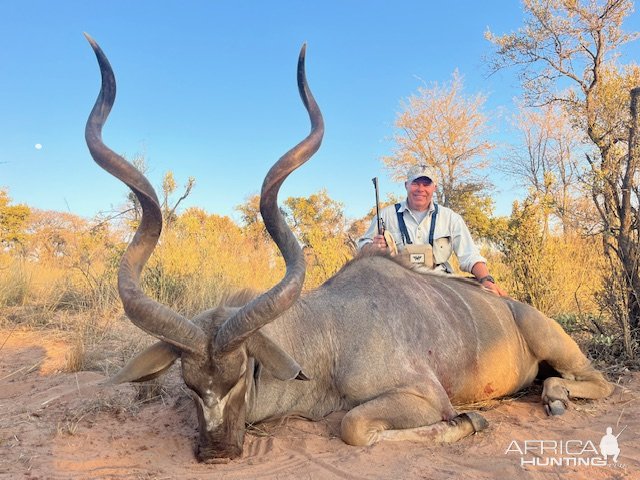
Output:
[84,35,613,463]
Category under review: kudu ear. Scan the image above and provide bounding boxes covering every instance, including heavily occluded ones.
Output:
[104,341,180,385]
[246,331,310,381]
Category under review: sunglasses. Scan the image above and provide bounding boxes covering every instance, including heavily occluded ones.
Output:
[411,177,433,186]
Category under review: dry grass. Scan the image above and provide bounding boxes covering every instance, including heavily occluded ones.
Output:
[556,313,640,373]
[0,260,31,307]
[54,388,163,437]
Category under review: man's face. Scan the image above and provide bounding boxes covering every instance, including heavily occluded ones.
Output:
[405,177,435,212]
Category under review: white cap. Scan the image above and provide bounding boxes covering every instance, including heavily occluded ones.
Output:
[406,164,437,185]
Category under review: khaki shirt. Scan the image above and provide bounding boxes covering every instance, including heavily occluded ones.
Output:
[357,200,486,274]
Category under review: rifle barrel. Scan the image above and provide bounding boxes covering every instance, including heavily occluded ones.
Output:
[372,177,382,235]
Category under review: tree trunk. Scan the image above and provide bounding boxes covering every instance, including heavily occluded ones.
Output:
[622,88,640,333]
[602,87,640,357]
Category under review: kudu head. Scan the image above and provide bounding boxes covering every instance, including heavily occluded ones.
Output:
[84,34,323,463]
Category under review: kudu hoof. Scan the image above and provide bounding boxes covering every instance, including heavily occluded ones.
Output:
[545,399,566,416]
[461,412,489,432]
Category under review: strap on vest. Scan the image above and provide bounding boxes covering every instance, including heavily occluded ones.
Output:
[428,203,439,246]
[395,203,438,246]
[395,203,411,245]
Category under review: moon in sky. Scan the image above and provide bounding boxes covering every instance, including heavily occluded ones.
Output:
[35,143,42,150]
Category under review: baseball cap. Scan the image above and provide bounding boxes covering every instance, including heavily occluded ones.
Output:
[406,164,437,185]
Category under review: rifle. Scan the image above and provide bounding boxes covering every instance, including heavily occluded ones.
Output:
[372,177,383,235]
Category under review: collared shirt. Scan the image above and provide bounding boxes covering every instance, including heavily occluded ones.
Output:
[357,200,486,273]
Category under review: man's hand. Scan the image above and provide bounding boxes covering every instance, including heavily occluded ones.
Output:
[372,234,388,249]
[472,263,509,297]
[362,234,388,254]
[480,278,508,297]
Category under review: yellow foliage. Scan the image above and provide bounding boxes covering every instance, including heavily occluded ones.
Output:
[494,197,604,317]
[283,190,353,290]
[0,189,31,250]
[142,207,283,315]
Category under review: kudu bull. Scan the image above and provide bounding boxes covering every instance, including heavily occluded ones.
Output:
[84,34,614,463]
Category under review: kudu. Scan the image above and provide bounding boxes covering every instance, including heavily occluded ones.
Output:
[84,34,614,463]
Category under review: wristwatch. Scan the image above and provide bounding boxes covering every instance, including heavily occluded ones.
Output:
[478,275,496,284]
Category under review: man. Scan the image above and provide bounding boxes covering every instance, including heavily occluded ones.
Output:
[358,164,507,296]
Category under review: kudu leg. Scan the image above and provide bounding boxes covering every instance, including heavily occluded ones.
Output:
[542,374,615,415]
[515,307,614,415]
[340,386,487,447]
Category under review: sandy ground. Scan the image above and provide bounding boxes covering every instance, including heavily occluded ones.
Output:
[1,328,639,480]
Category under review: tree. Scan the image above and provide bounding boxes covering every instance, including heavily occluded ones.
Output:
[283,190,352,289]
[487,0,640,353]
[161,171,195,228]
[501,103,583,234]
[445,182,503,240]
[122,154,195,230]
[0,189,31,253]
[486,0,637,107]
[501,195,553,312]
[499,191,604,317]
[236,194,269,242]
[383,71,496,237]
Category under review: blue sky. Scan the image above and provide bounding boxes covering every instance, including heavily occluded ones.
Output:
[1,1,639,224]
